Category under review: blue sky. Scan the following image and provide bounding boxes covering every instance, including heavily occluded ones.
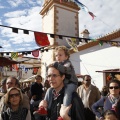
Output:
[0,0,120,53]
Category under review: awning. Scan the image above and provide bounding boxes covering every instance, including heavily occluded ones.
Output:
[0,57,18,67]
[20,75,37,83]
[96,69,120,73]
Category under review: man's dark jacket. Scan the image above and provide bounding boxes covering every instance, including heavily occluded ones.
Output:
[45,87,86,120]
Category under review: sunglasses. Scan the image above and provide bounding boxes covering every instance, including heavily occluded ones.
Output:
[9,93,20,98]
[47,74,60,78]
[109,86,120,89]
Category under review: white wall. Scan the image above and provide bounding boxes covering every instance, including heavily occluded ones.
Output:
[70,37,120,90]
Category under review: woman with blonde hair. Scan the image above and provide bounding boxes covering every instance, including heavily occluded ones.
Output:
[1,87,31,120]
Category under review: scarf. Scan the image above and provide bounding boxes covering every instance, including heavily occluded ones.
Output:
[108,95,120,112]
[6,106,28,120]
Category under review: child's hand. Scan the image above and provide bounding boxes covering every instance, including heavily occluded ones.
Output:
[39,100,48,108]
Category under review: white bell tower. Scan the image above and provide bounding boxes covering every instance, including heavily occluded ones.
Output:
[40,0,80,46]
[40,0,80,79]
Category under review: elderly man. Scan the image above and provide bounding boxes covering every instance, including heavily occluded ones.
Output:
[77,75,101,120]
[0,76,30,119]
[36,62,85,120]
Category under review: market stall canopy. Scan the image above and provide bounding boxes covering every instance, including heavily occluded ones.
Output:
[0,57,19,67]
[20,75,37,83]
[96,68,120,73]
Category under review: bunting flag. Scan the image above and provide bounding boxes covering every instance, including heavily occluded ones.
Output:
[12,64,18,71]
[74,0,96,20]
[11,52,18,59]
[32,50,39,57]
[34,32,50,47]
[99,41,103,46]
[99,40,120,47]
[33,68,38,75]
[12,28,18,33]
[66,38,78,52]
[50,34,55,38]
[23,30,29,34]
[18,54,23,58]
[58,35,63,39]
[110,42,120,47]
[20,65,25,71]
[25,68,28,73]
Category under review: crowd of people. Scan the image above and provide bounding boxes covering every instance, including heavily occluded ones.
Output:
[0,45,120,120]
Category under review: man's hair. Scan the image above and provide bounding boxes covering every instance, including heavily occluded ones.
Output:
[83,75,91,80]
[54,46,70,59]
[6,76,19,85]
[35,75,42,80]
[47,62,65,77]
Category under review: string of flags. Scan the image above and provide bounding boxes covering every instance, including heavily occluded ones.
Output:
[0,47,51,59]
[99,40,120,47]
[0,24,92,41]
[0,65,40,73]
[0,24,119,57]
[0,39,119,60]
[59,0,96,20]
[0,24,93,54]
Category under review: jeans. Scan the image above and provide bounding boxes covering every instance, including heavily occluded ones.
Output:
[63,83,77,106]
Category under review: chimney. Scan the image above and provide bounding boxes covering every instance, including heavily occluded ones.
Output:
[80,29,90,38]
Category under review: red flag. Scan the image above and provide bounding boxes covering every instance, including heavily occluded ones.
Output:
[33,68,38,75]
[34,32,50,47]
[32,50,39,57]
[88,12,96,20]
[12,64,18,71]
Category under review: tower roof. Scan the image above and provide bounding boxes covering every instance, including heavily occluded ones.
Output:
[81,29,90,34]
[40,0,80,15]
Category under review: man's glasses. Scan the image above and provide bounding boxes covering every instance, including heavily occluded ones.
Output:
[109,86,120,89]
[47,74,60,78]
[9,93,20,98]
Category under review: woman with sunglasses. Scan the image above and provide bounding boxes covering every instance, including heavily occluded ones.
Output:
[1,87,31,120]
[92,79,120,120]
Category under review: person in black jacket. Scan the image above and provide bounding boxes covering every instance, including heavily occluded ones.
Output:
[36,62,85,120]
[30,75,44,102]
[30,75,44,119]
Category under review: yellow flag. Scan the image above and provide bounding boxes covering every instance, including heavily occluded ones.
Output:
[11,52,18,59]
[66,38,78,52]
